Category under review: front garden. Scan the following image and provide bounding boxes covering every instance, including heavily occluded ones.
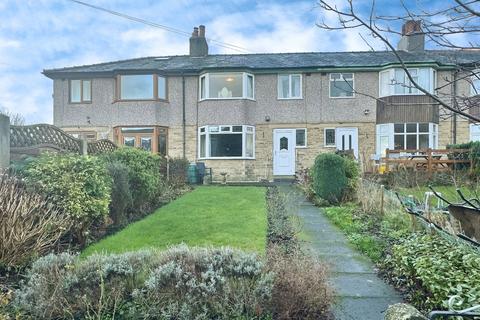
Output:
[1,147,333,319]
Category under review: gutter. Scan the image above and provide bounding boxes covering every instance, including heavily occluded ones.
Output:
[452,69,459,144]
[182,74,186,159]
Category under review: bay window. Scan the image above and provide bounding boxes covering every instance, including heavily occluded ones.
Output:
[278,74,302,99]
[118,75,167,100]
[379,68,436,97]
[70,80,91,103]
[199,73,254,100]
[198,125,255,159]
[329,73,354,98]
[376,123,438,156]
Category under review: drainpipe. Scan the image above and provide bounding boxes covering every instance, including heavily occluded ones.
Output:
[452,70,458,144]
[182,74,186,159]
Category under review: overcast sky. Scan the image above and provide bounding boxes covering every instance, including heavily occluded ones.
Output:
[0,0,465,124]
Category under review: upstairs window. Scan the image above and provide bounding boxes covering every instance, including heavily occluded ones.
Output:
[379,68,436,97]
[199,73,254,100]
[198,125,255,159]
[278,74,302,99]
[471,70,480,96]
[118,75,167,100]
[330,73,354,98]
[70,80,91,103]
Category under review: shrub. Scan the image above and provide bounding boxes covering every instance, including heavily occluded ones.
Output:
[266,187,299,254]
[0,174,70,268]
[384,233,480,312]
[268,249,333,320]
[311,153,348,203]
[166,157,189,186]
[105,148,163,211]
[14,246,273,319]
[106,161,132,227]
[21,153,111,244]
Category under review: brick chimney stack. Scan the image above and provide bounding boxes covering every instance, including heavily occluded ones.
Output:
[189,25,208,57]
[397,20,425,52]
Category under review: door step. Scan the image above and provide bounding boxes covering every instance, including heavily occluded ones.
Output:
[273,175,296,183]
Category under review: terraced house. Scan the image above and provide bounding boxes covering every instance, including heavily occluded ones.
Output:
[43,23,480,182]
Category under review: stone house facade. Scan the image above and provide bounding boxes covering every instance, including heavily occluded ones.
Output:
[44,24,480,182]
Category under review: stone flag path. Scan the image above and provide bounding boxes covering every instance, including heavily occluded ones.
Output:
[278,185,402,320]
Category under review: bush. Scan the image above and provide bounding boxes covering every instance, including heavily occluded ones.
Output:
[21,154,111,244]
[311,153,348,203]
[0,174,70,268]
[14,246,273,319]
[384,233,480,312]
[266,187,299,254]
[105,148,163,211]
[268,249,333,320]
[166,157,189,186]
[106,161,133,227]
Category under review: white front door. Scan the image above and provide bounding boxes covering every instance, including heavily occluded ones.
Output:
[336,127,359,158]
[273,129,296,175]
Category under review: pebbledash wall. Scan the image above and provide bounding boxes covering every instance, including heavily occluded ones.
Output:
[52,70,474,182]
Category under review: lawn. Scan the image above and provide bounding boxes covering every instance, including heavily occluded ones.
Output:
[83,186,267,256]
[397,185,480,206]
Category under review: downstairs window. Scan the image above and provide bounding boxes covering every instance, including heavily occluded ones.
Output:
[198,125,255,159]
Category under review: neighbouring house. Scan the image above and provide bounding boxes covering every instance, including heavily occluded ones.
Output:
[43,22,480,182]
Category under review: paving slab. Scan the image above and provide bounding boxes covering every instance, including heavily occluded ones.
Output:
[277,185,403,320]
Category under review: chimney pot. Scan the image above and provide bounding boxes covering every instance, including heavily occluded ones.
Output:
[402,20,422,35]
[192,27,199,37]
[199,25,206,38]
[189,25,208,57]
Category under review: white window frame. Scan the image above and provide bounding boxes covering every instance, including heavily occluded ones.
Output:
[324,128,336,147]
[375,123,438,155]
[277,74,303,99]
[470,69,480,96]
[69,79,92,103]
[329,73,355,98]
[198,125,255,159]
[379,67,436,97]
[295,128,307,148]
[198,72,255,101]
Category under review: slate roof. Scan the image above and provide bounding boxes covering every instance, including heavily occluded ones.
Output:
[43,50,480,78]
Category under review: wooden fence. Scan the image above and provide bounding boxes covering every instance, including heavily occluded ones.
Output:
[0,114,116,168]
[381,148,473,176]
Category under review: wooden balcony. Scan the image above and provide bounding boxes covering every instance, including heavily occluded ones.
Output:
[376,95,439,124]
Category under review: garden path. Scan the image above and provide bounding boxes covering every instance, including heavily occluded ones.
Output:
[277,184,402,320]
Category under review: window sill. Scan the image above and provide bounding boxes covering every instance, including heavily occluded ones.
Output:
[114,99,169,103]
[324,145,336,148]
[329,95,355,99]
[69,101,92,105]
[277,97,303,100]
[198,157,256,160]
[296,146,308,149]
[199,98,255,102]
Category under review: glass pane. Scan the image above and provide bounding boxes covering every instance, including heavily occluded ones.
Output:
[280,137,288,150]
[246,133,254,157]
[394,68,405,94]
[406,135,416,149]
[419,134,429,149]
[394,124,405,133]
[209,73,243,98]
[210,133,242,157]
[406,123,417,133]
[82,80,91,101]
[121,127,154,134]
[394,135,405,150]
[220,126,230,132]
[158,76,166,99]
[325,129,335,145]
[141,137,152,151]
[279,75,289,98]
[291,75,301,98]
[380,71,390,96]
[200,76,206,99]
[296,129,306,147]
[232,126,243,132]
[246,75,253,98]
[70,80,81,102]
[331,79,353,97]
[200,134,206,158]
[330,73,341,80]
[209,126,219,132]
[380,136,389,156]
[342,73,353,80]
[158,134,167,155]
[123,137,135,147]
[120,75,154,100]
[419,123,429,132]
